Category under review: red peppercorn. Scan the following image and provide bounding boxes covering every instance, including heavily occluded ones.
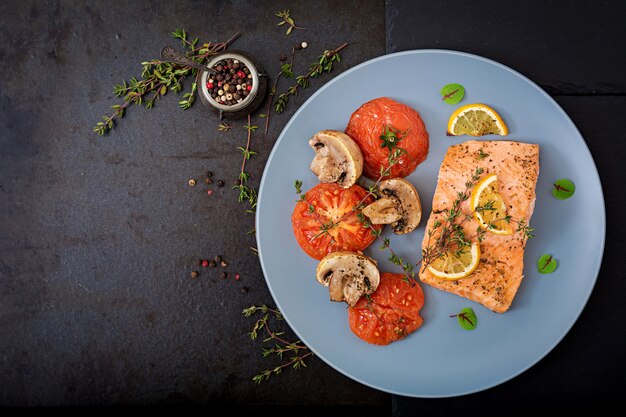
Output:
[235,274,240,280]
[201,259,209,268]
[207,82,214,89]
[237,71,245,79]
[207,189,213,196]
[218,81,223,87]
[246,85,252,91]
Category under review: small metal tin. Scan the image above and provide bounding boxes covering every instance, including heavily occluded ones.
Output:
[199,50,267,120]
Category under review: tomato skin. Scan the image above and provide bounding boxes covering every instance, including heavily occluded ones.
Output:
[291,183,381,260]
[345,97,429,179]
[348,273,424,345]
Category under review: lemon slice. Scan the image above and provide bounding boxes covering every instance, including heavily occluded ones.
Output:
[427,242,480,280]
[470,173,513,235]
[447,103,508,136]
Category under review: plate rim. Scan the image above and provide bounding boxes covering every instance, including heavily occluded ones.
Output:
[255,49,606,397]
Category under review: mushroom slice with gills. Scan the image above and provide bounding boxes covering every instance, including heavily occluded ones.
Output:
[309,130,364,188]
[362,178,422,235]
[315,251,380,307]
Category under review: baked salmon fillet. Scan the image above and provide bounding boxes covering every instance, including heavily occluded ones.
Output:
[419,140,540,313]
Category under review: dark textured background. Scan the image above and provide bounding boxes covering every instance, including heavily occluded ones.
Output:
[0,0,624,413]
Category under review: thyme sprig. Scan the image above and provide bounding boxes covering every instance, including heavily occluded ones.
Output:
[234,115,258,213]
[264,45,300,135]
[94,29,240,135]
[421,168,484,270]
[243,304,312,383]
[276,9,305,35]
[421,168,535,271]
[274,42,348,113]
[217,122,232,133]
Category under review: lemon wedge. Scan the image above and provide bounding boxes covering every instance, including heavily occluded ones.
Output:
[447,103,508,136]
[427,242,480,280]
[470,173,513,235]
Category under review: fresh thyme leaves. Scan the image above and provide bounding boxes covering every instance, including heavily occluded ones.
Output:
[515,218,535,239]
[217,122,232,132]
[476,148,489,160]
[537,254,557,274]
[94,29,239,136]
[280,62,294,78]
[275,9,305,36]
[552,178,575,200]
[243,304,312,383]
[234,115,258,212]
[450,307,477,330]
[380,124,409,152]
[264,45,301,135]
[378,238,416,284]
[421,167,484,270]
[274,42,348,113]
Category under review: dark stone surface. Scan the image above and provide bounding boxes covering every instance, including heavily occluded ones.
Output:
[0,0,388,408]
[386,0,626,95]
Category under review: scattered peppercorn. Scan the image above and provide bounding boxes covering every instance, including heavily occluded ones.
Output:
[190,271,199,278]
[201,259,209,268]
[188,179,197,187]
[207,189,213,196]
[240,286,249,294]
[214,255,222,263]
[220,260,228,267]
[205,177,213,185]
[208,260,217,268]
[301,41,308,49]
[295,43,302,50]
[205,58,254,106]
[217,180,225,187]
[235,273,240,280]
[197,259,203,266]
[279,53,287,62]
[221,271,228,279]
[206,171,213,178]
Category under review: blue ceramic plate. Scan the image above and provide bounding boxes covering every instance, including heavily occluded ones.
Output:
[256,50,605,397]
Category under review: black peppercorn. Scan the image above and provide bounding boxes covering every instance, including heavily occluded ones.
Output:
[214,255,222,263]
[205,177,212,185]
[279,53,287,62]
[221,271,228,279]
[206,171,213,178]
[217,180,225,187]
[295,43,302,50]
[208,260,217,268]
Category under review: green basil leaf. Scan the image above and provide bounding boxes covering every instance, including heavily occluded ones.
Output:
[440,83,465,104]
[552,178,575,200]
[537,254,557,274]
[453,307,477,330]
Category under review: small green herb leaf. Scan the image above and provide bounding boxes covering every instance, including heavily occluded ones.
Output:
[537,254,557,274]
[552,179,575,200]
[440,83,465,105]
[451,307,477,330]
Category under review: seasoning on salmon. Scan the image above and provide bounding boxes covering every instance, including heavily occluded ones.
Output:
[419,140,540,313]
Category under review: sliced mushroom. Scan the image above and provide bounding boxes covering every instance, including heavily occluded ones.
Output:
[309,130,363,188]
[315,251,380,306]
[362,178,422,235]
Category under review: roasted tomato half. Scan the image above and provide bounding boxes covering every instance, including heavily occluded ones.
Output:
[345,97,429,179]
[348,273,424,345]
[292,183,381,260]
